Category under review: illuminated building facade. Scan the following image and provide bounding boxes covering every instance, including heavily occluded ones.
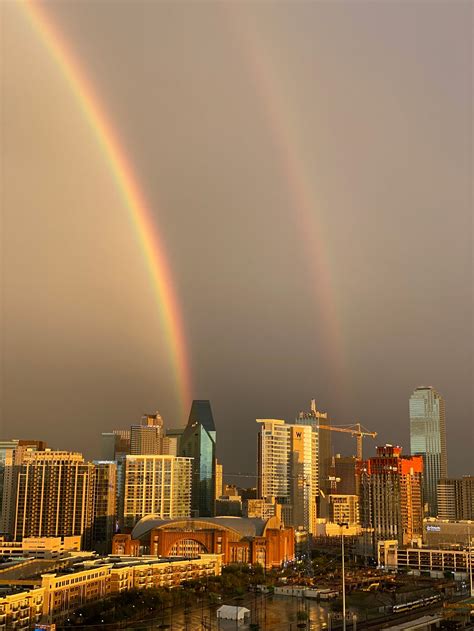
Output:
[123,455,192,527]
[11,451,95,548]
[360,445,423,548]
[257,419,318,533]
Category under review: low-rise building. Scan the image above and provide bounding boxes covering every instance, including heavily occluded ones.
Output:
[243,498,281,521]
[0,588,44,631]
[314,520,361,537]
[423,519,473,547]
[41,554,221,623]
[0,536,81,559]
[378,540,474,580]
[118,515,294,569]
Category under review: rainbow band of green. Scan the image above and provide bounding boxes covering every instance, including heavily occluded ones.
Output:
[21,0,192,417]
[225,7,346,390]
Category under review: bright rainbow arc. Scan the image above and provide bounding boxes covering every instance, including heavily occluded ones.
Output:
[225,7,347,392]
[21,0,192,418]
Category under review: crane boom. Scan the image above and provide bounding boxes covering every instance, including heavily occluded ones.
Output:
[317,422,377,460]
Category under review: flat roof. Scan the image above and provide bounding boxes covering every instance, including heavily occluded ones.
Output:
[384,615,444,630]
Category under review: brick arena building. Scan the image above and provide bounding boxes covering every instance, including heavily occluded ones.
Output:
[113,516,294,569]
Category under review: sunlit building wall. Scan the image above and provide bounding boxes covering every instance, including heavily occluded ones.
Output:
[123,455,192,527]
[257,419,319,533]
[12,450,95,548]
[360,445,423,549]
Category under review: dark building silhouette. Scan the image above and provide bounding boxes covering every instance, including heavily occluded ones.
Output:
[179,400,217,517]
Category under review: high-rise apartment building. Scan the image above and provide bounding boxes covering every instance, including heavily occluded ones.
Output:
[123,455,192,528]
[409,387,447,517]
[130,412,164,455]
[333,454,359,496]
[360,445,423,549]
[11,450,96,548]
[437,476,474,520]
[257,419,291,501]
[0,440,48,534]
[92,461,117,554]
[257,419,318,533]
[296,400,332,502]
[179,400,217,517]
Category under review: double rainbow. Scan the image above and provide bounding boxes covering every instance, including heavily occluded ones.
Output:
[21,1,192,417]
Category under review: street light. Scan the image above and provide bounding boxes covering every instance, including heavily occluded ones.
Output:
[338,522,349,631]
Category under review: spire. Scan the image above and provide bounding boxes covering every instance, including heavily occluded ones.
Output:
[187,400,216,432]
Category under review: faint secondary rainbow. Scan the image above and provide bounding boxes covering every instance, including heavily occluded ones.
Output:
[225,7,347,392]
[20,0,192,417]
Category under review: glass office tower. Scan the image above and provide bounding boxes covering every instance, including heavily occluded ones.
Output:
[179,400,216,517]
[409,386,447,517]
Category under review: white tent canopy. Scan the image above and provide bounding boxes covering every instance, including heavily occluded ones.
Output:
[216,605,251,621]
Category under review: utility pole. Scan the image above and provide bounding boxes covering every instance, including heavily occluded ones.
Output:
[468,523,473,598]
[339,522,349,631]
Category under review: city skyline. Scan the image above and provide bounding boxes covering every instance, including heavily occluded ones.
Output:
[1,1,472,478]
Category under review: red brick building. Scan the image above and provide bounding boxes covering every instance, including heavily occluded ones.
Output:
[113,516,294,569]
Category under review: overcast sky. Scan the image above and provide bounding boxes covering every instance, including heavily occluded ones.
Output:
[1,1,472,477]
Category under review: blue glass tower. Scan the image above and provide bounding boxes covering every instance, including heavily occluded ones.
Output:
[179,400,216,517]
[409,386,447,517]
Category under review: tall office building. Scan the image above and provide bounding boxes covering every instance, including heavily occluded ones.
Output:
[257,419,318,533]
[92,461,117,554]
[11,450,96,548]
[130,412,164,455]
[409,386,447,517]
[360,445,423,549]
[164,428,184,454]
[123,455,192,527]
[179,400,217,517]
[437,476,474,520]
[101,430,130,461]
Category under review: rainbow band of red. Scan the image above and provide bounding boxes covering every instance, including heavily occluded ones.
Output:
[21,0,192,417]
[225,7,346,391]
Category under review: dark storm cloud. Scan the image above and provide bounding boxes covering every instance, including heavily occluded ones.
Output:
[1,1,472,476]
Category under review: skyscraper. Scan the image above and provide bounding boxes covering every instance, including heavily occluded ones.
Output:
[257,419,318,533]
[101,430,130,460]
[179,400,217,517]
[130,412,164,455]
[123,455,192,527]
[409,387,447,516]
[437,476,474,520]
[296,400,332,517]
[360,445,423,549]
